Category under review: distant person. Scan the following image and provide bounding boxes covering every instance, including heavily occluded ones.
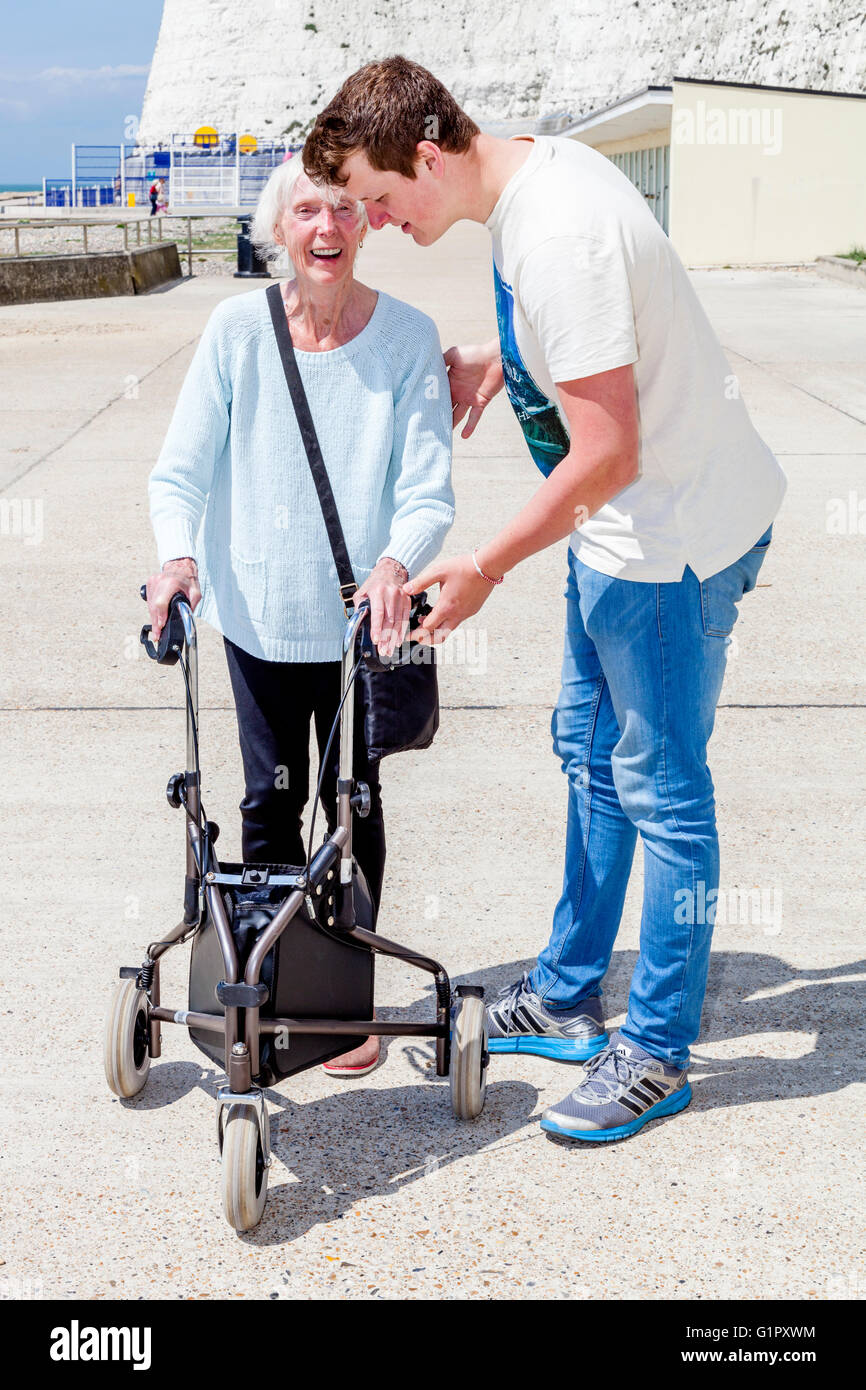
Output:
[304,56,786,1139]
[145,156,454,1078]
[149,179,159,216]
[156,178,168,212]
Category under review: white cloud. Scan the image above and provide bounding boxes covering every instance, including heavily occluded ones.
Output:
[36,64,151,82]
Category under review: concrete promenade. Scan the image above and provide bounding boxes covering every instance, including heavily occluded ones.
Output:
[1,222,864,1300]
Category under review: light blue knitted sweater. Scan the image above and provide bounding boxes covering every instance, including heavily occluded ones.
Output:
[149,286,455,662]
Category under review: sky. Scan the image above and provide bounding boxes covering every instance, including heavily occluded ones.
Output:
[0,2,164,183]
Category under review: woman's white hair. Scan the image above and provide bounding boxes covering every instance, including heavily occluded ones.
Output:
[250,156,368,263]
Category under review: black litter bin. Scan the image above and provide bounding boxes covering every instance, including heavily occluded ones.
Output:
[234,215,269,279]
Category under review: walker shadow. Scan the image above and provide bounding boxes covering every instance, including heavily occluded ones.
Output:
[251,1075,536,1246]
[243,961,538,1243]
[119,965,538,1246]
[124,1054,536,1246]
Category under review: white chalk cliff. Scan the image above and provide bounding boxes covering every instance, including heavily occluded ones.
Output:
[139,0,866,142]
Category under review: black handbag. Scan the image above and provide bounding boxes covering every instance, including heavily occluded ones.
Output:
[266,283,440,761]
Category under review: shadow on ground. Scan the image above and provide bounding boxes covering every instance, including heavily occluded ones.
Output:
[476,951,865,1107]
[122,949,864,1240]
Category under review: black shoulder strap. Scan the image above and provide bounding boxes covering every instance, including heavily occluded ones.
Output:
[265,282,357,612]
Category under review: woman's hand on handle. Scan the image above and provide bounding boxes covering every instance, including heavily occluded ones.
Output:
[444,338,504,439]
[146,558,201,642]
[355,557,410,659]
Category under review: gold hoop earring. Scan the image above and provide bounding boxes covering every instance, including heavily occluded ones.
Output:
[358,239,365,250]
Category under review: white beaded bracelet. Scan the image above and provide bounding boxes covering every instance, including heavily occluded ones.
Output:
[472,549,504,586]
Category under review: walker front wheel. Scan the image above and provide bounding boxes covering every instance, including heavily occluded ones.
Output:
[103,979,151,1098]
[450,989,488,1120]
[221,1105,268,1231]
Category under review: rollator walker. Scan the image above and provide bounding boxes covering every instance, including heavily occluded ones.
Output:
[104,588,488,1231]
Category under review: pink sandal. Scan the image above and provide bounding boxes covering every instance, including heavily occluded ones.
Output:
[322,1036,381,1077]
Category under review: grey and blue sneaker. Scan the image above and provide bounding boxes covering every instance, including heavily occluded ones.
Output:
[540,1031,692,1141]
[487,973,608,1061]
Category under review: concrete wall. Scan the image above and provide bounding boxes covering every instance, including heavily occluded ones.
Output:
[668,80,866,264]
[0,243,182,306]
[129,242,183,293]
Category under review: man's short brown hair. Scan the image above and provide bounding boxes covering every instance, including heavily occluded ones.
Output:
[303,55,480,186]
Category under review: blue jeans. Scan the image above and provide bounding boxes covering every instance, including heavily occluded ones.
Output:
[530,527,773,1068]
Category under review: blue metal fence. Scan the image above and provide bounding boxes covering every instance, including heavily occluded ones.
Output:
[45,179,73,208]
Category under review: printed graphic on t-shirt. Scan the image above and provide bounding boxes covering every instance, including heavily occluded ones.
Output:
[493,260,570,477]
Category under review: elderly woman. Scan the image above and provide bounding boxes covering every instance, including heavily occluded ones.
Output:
[145,158,454,1076]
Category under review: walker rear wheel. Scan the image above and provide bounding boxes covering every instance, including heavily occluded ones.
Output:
[450,990,488,1119]
[221,1105,268,1231]
[103,979,151,1098]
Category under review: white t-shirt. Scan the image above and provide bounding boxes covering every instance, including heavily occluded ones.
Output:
[485,136,787,582]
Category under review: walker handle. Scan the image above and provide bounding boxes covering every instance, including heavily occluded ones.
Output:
[358,591,431,671]
[139,585,189,665]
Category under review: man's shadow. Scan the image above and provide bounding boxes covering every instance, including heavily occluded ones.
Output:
[473,950,866,1107]
[382,950,865,1112]
[681,948,866,1107]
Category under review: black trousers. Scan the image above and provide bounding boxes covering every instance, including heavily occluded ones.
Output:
[223,638,386,914]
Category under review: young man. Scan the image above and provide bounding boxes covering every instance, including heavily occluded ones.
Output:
[304,57,786,1142]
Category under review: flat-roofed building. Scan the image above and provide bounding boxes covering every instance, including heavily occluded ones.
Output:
[556,77,866,265]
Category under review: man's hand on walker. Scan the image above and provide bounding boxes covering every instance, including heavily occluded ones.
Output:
[444,338,504,439]
[404,553,498,644]
[146,558,201,642]
[355,557,410,659]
